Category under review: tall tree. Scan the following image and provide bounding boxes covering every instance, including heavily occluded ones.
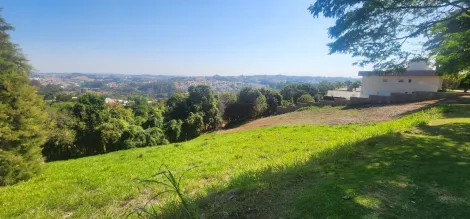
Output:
[308,0,470,73]
[165,93,189,121]
[129,96,150,125]
[217,92,238,120]
[72,93,109,155]
[0,11,49,185]
[187,85,222,131]
[238,87,268,118]
[259,88,282,115]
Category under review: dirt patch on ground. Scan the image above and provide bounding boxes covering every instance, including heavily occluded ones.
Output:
[218,100,439,133]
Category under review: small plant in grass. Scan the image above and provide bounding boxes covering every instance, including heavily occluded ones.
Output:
[130,165,199,219]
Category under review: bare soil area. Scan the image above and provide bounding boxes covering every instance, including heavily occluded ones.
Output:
[218,100,439,133]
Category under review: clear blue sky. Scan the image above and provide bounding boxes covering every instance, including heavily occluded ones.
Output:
[2,0,364,77]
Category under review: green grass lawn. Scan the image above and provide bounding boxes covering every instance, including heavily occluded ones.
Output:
[1,105,469,218]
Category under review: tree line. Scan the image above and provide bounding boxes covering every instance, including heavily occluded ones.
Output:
[42,79,355,162]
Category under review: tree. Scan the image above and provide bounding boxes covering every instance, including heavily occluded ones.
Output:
[432,26,470,74]
[352,81,361,91]
[39,84,63,100]
[42,109,76,161]
[129,96,150,124]
[145,127,168,146]
[187,85,222,131]
[253,95,268,118]
[72,93,109,155]
[459,73,470,92]
[166,93,189,121]
[182,112,204,140]
[317,81,335,97]
[217,92,237,119]
[55,92,73,102]
[109,104,135,124]
[308,0,470,73]
[259,88,282,116]
[238,87,267,118]
[143,104,165,129]
[164,119,183,142]
[97,118,129,152]
[297,94,315,103]
[0,11,49,185]
[280,83,318,103]
[334,81,345,89]
[120,125,147,149]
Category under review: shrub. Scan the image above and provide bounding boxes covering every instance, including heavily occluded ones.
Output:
[297,94,315,103]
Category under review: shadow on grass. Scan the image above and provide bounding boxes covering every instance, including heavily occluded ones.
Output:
[221,120,251,130]
[163,122,470,218]
[439,104,470,118]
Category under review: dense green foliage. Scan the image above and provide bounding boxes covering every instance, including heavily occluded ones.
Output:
[309,0,470,73]
[279,81,343,103]
[281,83,319,103]
[1,105,467,218]
[223,87,275,122]
[297,94,315,103]
[459,72,470,92]
[42,93,169,161]
[164,85,222,141]
[0,11,49,185]
[41,85,224,160]
[35,80,357,154]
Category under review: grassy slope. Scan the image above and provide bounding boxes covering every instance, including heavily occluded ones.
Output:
[200,106,470,218]
[0,105,469,218]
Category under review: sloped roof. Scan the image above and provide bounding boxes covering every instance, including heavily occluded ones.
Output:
[358,70,437,76]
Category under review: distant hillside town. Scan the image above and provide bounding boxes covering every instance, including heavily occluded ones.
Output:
[30,73,359,100]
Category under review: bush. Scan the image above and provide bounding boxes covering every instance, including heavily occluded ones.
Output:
[297,94,315,103]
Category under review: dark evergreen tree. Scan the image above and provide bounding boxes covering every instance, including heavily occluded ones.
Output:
[0,11,49,185]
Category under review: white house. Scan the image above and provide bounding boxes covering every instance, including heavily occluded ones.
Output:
[359,61,442,97]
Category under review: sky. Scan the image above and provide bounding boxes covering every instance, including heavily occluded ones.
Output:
[2,0,365,77]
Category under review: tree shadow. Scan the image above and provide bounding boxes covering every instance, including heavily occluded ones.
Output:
[164,122,470,218]
[221,120,251,130]
[437,104,470,118]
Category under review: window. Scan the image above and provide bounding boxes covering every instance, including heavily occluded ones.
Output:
[382,78,388,82]
[408,79,412,83]
[398,79,404,83]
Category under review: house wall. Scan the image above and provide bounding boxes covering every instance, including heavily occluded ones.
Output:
[326,90,361,99]
[361,76,442,97]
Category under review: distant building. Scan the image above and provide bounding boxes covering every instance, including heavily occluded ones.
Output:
[359,61,442,97]
[105,98,116,104]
